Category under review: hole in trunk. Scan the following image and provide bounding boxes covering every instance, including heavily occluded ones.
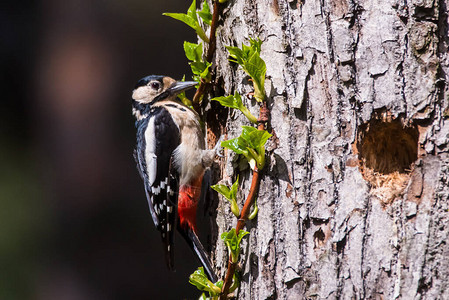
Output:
[356,112,419,204]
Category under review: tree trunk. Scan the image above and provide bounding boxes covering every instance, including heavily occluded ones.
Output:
[207,0,449,299]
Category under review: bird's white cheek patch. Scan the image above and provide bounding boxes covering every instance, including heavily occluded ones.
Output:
[132,87,146,100]
[132,86,155,103]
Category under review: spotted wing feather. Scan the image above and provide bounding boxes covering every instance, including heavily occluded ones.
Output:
[134,106,180,268]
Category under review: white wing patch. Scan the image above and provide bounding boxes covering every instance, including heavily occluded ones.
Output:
[145,117,157,186]
[160,177,168,189]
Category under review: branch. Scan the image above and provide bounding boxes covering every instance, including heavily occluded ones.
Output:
[193,1,223,112]
[219,101,269,299]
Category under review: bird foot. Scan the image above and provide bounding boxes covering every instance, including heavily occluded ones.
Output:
[213,135,224,158]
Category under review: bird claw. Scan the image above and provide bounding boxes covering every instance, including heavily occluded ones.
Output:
[214,135,224,158]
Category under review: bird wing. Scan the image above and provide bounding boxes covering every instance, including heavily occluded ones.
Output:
[134,106,180,268]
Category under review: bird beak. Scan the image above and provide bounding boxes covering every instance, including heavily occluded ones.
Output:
[168,81,197,95]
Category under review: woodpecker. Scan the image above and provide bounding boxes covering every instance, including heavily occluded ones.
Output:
[132,75,218,282]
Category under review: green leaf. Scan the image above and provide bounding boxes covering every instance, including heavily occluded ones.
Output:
[191,61,207,75]
[238,126,271,169]
[245,52,266,102]
[241,126,271,149]
[187,0,199,22]
[228,273,241,293]
[226,38,266,102]
[221,229,249,263]
[215,280,223,289]
[163,12,198,29]
[248,199,258,220]
[226,46,245,65]
[199,61,212,81]
[236,230,249,247]
[230,200,240,217]
[211,184,231,200]
[184,42,211,83]
[211,94,241,110]
[190,61,211,83]
[243,127,271,169]
[240,126,258,141]
[197,29,210,43]
[163,0,209,43]
[229,176,240,217]
[212,177,240,217]
[198,1,212,26]
[212,92,258,124]
[182,36,210,84]
[222,125,271,170]
[249,38,262,54]
[189,267,210,290]
[189,267,221,296]
[188,0,209,43]
[229,176,239,201]
[184,41,203,61]
[221,137,248,155]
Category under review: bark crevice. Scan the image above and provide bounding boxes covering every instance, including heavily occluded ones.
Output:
[209,0,449,298]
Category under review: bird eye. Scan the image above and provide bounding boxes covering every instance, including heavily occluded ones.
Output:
[150,81,160,90]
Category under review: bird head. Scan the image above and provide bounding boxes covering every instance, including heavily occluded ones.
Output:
[132,75,197,105]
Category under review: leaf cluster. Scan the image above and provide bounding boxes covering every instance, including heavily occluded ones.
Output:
[221,229,249,263]
[189,267,223,299]
[226,38,266,102]
[184,41,212,84]
[221,126,271,170]
[164,0,214,97]
[163,0,211,43]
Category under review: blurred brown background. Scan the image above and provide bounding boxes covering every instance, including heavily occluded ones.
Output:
[1,0,203,299]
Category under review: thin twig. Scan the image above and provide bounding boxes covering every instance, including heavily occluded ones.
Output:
[219,102,269,299]
[193,0,222,112]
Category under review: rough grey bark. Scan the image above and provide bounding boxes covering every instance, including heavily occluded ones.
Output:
[205,0,449,299]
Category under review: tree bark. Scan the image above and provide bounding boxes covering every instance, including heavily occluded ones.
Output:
[206,0,449,299]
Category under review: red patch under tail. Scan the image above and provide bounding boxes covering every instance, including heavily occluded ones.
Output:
[177,174,204,233]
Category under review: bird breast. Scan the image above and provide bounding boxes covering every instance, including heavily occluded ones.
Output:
[155,101,206,185]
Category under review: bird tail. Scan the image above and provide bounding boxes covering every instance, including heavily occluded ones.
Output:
[180,227,219,283]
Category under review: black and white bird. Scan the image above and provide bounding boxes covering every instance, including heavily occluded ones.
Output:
[132,75,219,282]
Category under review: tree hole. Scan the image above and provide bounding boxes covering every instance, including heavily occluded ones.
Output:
[356,113,419,204]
